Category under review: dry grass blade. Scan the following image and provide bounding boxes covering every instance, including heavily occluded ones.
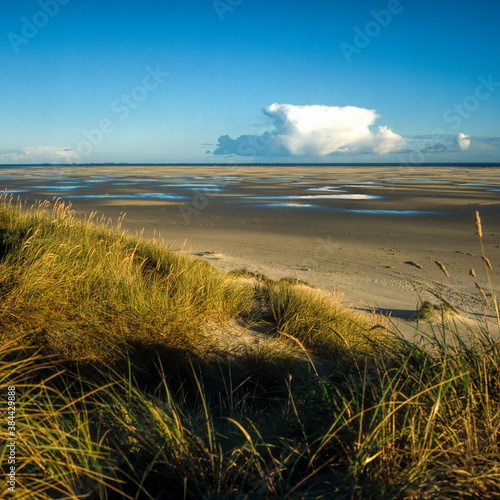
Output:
[369,324,386,331]
[475,210,483,238]
[428,290,458,313]
[405,260,423,269]
[470,268,476,277]
[225,418,253,444]
[482,256,493,270]
[476,210,500,331]
[328,326,363,378]
[434,260,450,279]
[475,282,490,305]
[278,330,318,376]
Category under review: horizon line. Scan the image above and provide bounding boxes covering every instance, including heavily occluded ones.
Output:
[1,162,499,168]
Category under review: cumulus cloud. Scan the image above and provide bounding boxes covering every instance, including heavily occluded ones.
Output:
[0,146,74,164]
[213,103,406,157]
[456,133,471,151]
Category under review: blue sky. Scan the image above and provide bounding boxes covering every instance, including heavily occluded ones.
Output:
[1,0,499,164]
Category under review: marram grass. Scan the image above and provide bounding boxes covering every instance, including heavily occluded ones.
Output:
[0,195,499,499]
[0,195,255,360]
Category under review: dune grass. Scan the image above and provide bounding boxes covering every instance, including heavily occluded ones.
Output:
[0,196,256,361]
[416,300,456,321]
[1,194,499,499]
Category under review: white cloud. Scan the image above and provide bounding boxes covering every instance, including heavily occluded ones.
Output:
[370,126,407,155]
[0,146,74,164]
[456,133,471,151]
[213,103,406,157]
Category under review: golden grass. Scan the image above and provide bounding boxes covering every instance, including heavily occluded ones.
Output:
[434,260,450,279]
[0,195,256,362]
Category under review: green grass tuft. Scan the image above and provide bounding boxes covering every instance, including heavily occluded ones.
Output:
[417,300,457,321]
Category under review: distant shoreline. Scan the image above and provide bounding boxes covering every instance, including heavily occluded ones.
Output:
[0,162,499,168]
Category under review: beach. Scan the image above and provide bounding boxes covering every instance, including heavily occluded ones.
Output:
[2,164,499,330]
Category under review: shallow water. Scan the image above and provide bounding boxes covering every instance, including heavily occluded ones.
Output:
[23,185,83,191]
[62,193,187,200]
[246,194,380,200]
[2,165,499,219]
[161,184,225,191]
[254,202,315,208]
[347,208,438,216]
[307,186,346,192]
[249,204,438,216]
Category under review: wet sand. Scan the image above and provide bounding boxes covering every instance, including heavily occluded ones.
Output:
[2,164,500,334]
